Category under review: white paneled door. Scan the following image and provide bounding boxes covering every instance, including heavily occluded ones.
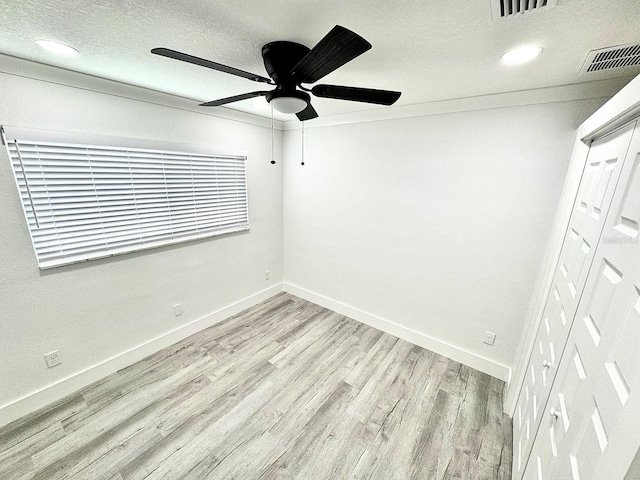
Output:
[523,122,640,480]
[514,122,637,479]
[528,124,640,480]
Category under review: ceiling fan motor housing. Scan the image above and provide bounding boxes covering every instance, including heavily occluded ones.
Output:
[261,41,310,85]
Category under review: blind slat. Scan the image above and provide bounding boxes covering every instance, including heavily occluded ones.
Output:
[6,138,249,269]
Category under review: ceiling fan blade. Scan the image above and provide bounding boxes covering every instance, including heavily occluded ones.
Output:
[152,48,272,84]
[296,103,319,121]
[199,91,269,107]
[290,26,372,84]
[311,84,401,105]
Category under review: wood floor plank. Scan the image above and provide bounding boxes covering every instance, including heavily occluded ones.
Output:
[293,409,368,480]
[67,349,214,429]
[0,395,86,452]
[268,312,343,368]
[347,338,415,425]
[0,455,36,480]
[0,423,65,469]
[344,332,400,388]
[257,381,356,479]
[179,408,284,479]
[360,349,444,477]
[32,357,213,470]
[195,431,287,480]
[63,426,163,480]
[267,334,362,440]
[32,374,212,479]
[409,388,461,479]
[0,293,512,480]
[136,380,280,480]
[155,361,277,439]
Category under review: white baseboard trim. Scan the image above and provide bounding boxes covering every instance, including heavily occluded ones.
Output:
[284,283,511,383]
[0,284,284,429]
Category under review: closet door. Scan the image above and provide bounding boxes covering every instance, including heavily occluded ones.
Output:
[525,121,640,480]
[513,122,636,479]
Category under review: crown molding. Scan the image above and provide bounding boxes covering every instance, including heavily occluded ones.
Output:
[1,53,632,133]
[0,53,284,130]
[283,77,634,130]
[579,73,640,142]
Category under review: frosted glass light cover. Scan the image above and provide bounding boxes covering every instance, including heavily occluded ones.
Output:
[271,96,307,114]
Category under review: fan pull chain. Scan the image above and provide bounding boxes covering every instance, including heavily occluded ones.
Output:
[270,103,275,165]
[301,122,305,166]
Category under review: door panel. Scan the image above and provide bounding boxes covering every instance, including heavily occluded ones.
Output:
[525,123,640,480]
[514,122,636,480]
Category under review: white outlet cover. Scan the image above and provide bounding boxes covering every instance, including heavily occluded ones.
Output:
[44,350,61,368]
[173,304,183,316]
[484,332,497,346]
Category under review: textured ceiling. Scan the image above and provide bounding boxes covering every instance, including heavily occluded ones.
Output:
[0,0,639,121]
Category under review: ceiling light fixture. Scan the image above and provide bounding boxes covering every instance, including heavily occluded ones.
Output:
[265,90,309,114]
[35,40,79,56]
[501,45,542,65]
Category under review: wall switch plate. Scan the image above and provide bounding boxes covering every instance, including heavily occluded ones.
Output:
[173,303,183,316]
[483,331,496,346]
[265,270,271,281]
[44,350,62,368]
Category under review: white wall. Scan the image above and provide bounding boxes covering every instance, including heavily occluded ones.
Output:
[283,99,607,379]
[0,54,618,426]
[0,66,283,426]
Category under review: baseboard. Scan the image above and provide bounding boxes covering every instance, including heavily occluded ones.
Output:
[284,282,511,383]
[0,283,284,429]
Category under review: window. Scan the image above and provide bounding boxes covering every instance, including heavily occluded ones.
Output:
[3,132,249,269]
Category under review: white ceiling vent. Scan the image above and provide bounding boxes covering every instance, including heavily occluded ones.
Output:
[580,43,640,75]
[491,0,558,21]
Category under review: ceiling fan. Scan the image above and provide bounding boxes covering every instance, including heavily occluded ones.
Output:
[151,25,401,121]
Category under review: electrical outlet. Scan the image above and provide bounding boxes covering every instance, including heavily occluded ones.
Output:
[483,331,496,346]
[173,303,183,316]
[265,270,271,281]
[44,350,62,368]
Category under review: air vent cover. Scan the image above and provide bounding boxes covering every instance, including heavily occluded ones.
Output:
[491,0,558,20]
[580,43,640,74]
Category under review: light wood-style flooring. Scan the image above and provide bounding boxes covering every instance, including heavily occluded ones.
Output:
[0,293,512,479]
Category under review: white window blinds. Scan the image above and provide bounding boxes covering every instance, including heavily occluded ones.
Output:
[3,134,249,269]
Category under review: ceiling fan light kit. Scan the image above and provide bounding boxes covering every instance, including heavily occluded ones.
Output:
[151,25,401,121]
[266,89,310,114]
